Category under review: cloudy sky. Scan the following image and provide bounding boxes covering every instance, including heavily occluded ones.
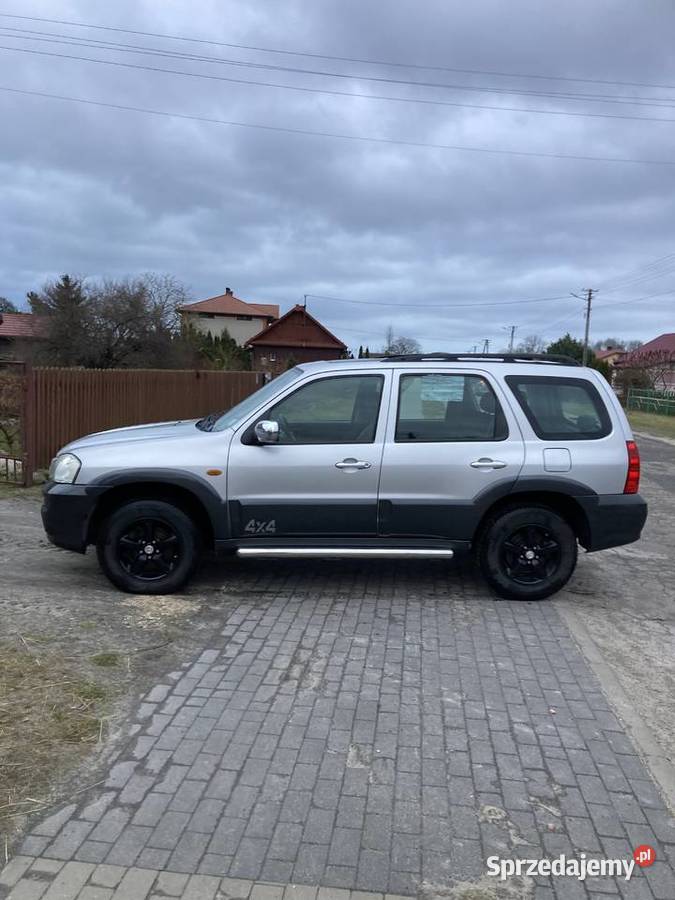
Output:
[1,0,674,353]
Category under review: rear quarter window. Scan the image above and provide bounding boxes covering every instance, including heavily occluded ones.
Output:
[505,375,612,440]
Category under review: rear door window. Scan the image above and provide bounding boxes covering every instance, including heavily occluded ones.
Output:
[505,375,611,440]
[396,374,508,442]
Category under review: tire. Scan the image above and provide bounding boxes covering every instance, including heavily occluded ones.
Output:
[477,504,577,601]
[96,500,200,594]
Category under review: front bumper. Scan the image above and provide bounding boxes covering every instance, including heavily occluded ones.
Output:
[577,493,648,552]
[41,482,106,553]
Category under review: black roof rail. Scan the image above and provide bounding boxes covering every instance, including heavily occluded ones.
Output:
[378,352,580,366]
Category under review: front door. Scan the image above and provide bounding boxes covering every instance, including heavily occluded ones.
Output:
[227,371,391,539]
[378,370,525,539]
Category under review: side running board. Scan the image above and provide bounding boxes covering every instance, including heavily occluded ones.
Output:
[236,547,454,559]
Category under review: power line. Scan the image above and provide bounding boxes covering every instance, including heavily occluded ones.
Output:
[4,85,675,166]
[2,26,675,110]
[306,293,568,310]
[5,31,675,125]
[599,256,675,293]
[3,11,675,94]
[598,251,675,290]
[529,286,674,336]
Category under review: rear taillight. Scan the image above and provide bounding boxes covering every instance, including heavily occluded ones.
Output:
[624,440,640,494]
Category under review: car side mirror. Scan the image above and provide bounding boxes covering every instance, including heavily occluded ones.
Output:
[254,420,279,444]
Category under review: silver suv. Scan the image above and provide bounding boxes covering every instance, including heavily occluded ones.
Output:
[42,354,647,601]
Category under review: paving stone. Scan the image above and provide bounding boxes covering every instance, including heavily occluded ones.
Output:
[220,878,253,899]
[90,865,126,889]
[109,867,156,900]
[3,589,674,897]
[32,806,77,838]
[79,888,114,900]
[5,880,49,900]
[282,887,316,900]
[29,861,64,876]
[41,861,95,899]
[249,886,284,900]
[46,821,95,860]
[0,857,33,888]
[75,842,112,864]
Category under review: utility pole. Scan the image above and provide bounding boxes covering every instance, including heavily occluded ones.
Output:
[482,339,490,354]
[580,289,595,366]
[503,325,517,352]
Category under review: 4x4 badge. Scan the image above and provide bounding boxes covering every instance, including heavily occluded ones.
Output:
[244,519,277,535]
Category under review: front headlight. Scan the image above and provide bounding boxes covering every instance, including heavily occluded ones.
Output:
[49,453,82,484]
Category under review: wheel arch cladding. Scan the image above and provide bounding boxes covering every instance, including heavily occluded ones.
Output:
[87,471,224,548]
[475,485,593,549]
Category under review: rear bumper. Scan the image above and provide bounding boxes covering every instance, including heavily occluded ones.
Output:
[41,482,105,553]
[577,493,648,552]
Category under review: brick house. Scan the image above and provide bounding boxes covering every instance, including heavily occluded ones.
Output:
[179,288,279,346]
[246,304,347,376]
[0,311,45,360]
[594,347,626,367]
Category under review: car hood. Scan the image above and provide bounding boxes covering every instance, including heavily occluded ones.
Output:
[60,419,202,454]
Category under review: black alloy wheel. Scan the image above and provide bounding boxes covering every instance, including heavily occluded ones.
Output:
[500,524,562,585]
[477,504,577,601]
[117,517,181,581]
[97,500,200,594]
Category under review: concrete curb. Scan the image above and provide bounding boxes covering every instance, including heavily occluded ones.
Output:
[633,430,675,448]
[557,601,675,814]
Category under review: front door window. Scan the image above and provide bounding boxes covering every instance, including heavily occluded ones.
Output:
[267,374,384,444]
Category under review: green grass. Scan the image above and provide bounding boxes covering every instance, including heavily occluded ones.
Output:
[627,409,675,440]
[91,652,120,668]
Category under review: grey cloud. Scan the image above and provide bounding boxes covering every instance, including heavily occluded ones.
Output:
[1,0,674,352]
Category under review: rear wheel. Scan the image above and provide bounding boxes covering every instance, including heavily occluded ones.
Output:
[96,500,200,594]
[477,505,577,601]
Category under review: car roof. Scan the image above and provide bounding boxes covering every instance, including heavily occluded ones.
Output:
[299,356,588,377]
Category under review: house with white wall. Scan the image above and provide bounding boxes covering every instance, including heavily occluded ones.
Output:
[179,288,279,346]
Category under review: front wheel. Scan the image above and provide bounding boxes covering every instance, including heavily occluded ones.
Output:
[96,500,200,594]
[477,505,577,601]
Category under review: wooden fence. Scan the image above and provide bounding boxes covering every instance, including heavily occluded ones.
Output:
[30,367,263,472]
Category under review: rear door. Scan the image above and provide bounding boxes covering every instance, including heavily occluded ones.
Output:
[227,370,392,538]
[378,369,524,539]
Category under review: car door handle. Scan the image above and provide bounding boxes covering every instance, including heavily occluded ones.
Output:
[335,458,372,470]
[470,458,507,469]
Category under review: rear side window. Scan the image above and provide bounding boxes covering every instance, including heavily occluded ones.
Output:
[505,375,611,440]
[396,374,508,442]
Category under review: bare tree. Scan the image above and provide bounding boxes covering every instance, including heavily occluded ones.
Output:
[383,327,421,356]
[516,334,547,353]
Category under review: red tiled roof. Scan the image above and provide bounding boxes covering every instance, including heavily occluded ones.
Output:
[634,333,675,354]
[246,304,347,350]
[0,312,45,339]
[179,291,279,320]
[620,333,675,365]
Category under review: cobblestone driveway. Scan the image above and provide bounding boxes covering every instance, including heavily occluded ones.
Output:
[3,559,675,900]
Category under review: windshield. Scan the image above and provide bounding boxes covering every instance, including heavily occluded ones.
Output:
[202,367,305,432]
